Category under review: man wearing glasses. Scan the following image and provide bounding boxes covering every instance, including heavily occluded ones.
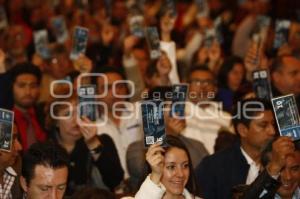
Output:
[181,65,233,154]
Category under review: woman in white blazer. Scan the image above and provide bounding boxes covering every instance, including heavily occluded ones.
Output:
[123,135,202,199]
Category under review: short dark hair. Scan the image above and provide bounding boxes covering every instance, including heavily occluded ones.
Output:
[10,62,42,85]
[232,98,273,134]
[261,138,300,167]
[92,66,126,85]
[22,141,69,184]
[188,64,216,82]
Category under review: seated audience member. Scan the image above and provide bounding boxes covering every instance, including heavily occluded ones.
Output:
[123,136,202,199]
[126,87,208,192]
[10,62,47,150]
[46,86,124,195]
[270,55,300,110]
[39,44,74,103]
[196,98,276,199]
[217,56,247,112]
[182,65,233,154]
[94,66,142,179]
[0,123,23,198]
[20,141,69,199]
[122,37,148,102]
[71,187,116,199]
[144,52,172,90]
[193,41,223,75]
[2,25,29,66]
[241,137,300,199]
[158,2,180,84]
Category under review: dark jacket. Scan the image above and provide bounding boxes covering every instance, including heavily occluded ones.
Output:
[241,170,280,199]
[51,132,124,196]
[195,142,249,199]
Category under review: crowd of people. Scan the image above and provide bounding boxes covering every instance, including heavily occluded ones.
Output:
[0,0,300,198]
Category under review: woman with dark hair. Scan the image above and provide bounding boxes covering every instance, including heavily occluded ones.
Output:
[45,86,124,196]
[217,56,247,111]
[123,135,201,199]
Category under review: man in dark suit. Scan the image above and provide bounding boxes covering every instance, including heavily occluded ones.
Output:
[241,137,300,199]
[195,98,276,199]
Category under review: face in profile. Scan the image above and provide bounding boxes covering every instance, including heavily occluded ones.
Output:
[227,63,245,92]
[239,110,275,151]
[272,57,300,96]
[21,165,68,199]
[56,101,81,140]
[161,147,190,197]
[277,152,300,198]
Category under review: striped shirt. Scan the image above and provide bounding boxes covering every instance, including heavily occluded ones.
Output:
[0,167,17,199]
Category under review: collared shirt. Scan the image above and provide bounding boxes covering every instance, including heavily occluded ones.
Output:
[96,102,142,178]
[274,187,300,199]
[240,147,261,184]
[182,101,233,154]
[0,167,17,199]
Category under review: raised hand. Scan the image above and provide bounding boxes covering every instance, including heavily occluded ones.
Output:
[146,143,165,184]
[79,116,101,150]
[266,137,295,176]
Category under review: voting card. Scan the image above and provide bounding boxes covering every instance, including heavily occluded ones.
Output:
[51,16,69,43]
[214,17,224,44]
[128,6,144,38]
[253,15,271,36]
[145,27,161,60]
[195,0,209,18]
[272,94,300,140]
[141,100,166,147]
[170,84,188,118]
[164,0,177,17]
[78,85,97,122]
[104,0,112,18]
[70,26,89,60]
[0,6,8,29]
[273,19,291,50]
[203,28,216,48]
[74,0,89,9]
[33,30,51,59]
[252,69,273,101]
[0,109,14,152]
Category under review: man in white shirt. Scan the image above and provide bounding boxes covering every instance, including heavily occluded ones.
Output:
[181,65,233,154]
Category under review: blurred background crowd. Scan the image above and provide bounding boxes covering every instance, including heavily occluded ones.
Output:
[0,0,300,198]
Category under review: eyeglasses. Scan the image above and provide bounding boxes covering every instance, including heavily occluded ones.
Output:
[189,79,216,87]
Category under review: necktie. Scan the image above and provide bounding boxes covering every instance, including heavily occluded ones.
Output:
[23,113,37,148]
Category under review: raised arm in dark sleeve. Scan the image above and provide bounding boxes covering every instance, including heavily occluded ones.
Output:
[94,134,124,190]
[242,170,280,199]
